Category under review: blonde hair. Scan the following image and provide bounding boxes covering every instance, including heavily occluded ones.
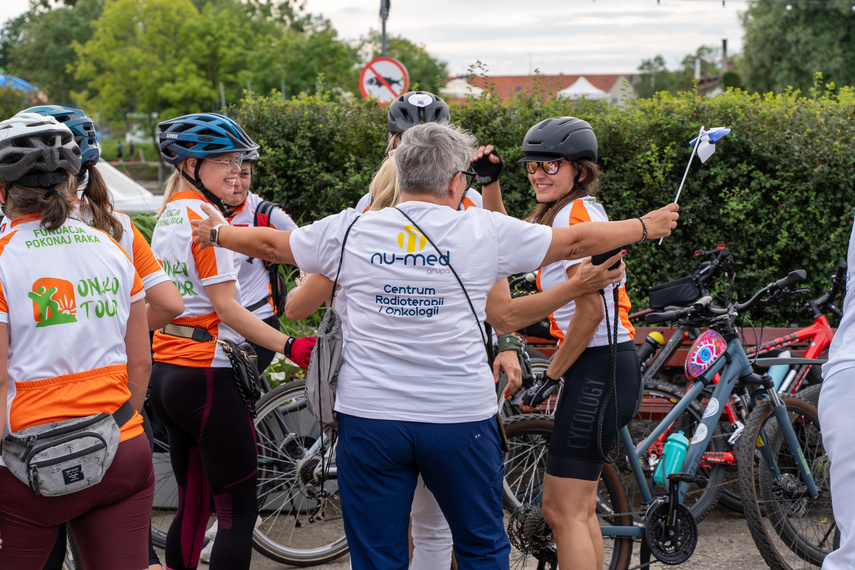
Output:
[368,152,400,211]
[526,159,601,227]
[156,170,184,217]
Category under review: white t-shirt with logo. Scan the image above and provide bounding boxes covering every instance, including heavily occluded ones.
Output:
[290,201,552,423]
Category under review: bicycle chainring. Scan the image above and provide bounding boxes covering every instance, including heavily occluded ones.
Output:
[643,498,698,565]
[507,504,557,564]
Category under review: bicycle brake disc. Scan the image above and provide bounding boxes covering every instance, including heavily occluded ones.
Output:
[643,497,698,565]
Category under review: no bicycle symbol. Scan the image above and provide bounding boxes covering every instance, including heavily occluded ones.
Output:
[359,57,409,104]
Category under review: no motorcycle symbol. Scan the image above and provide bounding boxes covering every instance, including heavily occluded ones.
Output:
[359,57,409,104]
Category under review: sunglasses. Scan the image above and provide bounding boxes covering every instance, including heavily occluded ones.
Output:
[207,153,245,172]
[525,159,567,175]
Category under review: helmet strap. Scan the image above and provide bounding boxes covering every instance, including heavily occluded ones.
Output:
[180,161,228,216]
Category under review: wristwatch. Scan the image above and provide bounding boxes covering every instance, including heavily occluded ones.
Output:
[210,224,226,247]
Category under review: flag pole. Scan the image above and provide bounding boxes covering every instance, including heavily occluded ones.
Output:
[659,125,705,245]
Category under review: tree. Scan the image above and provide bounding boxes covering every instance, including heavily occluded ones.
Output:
[0,0,103,105]
[635,55,684,98]
[741,0,855,93]
[358,31,448,94]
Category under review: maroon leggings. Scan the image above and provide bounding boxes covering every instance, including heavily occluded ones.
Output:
[0,434,154,570]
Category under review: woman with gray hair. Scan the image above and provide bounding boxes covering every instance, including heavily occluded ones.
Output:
[191,121,679,569]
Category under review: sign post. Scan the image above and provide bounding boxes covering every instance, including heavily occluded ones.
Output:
[359,57,409,105]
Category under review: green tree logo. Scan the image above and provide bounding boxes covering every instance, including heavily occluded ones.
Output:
[29,278,78,327]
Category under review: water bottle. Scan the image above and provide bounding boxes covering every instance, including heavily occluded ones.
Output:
[767,350,791,391]
[637,331,665,373]
[653,430,690,487]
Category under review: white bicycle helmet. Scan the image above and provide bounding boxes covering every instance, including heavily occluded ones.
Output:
[0,113,81,187]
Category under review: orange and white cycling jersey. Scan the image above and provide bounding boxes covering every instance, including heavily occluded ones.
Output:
[0,216,145,451]
[150,190,243,368]
[537,196,635,346]
[79,206,172,291]
[228,192,297,319]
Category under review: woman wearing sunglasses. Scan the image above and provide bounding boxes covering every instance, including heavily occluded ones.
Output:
[518,116,644,570]
[149,113,316,570]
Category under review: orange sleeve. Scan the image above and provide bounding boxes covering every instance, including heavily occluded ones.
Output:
[187,208,220,279]
[567,200,593,227]
[130,223,164,280]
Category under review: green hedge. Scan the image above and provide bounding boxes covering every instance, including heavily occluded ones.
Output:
[223,86,855,325]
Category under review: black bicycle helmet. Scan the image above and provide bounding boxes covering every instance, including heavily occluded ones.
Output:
[158,113,259,166]
[387,91,450,133]
[0,113,82,187]
[519,116,598,163]
[22,105,100,170]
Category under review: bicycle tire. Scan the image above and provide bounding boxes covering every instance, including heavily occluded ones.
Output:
[737,387,835,569]
[62,527,83,570]
[617,381,726,523]
[252,381,349,566]
[502,414,632,570]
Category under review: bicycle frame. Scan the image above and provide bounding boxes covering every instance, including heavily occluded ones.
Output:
[603,334,818,541]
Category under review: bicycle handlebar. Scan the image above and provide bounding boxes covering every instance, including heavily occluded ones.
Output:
[797,260,847,320]
[644,269,807,326]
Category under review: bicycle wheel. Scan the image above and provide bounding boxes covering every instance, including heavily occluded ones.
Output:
[146,398,176,549]
[252,381,349,566]
[738,387,835,569]
[617,381,726,523]
[502,414,632,570]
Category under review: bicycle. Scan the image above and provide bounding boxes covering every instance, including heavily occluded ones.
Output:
[502,269,834,569]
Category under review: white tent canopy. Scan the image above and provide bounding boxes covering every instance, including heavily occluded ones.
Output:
[440,78,485,99]
[557,76,608,100]
[94,161,160,214]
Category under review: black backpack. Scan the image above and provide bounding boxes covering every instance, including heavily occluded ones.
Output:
[253,200,287,317]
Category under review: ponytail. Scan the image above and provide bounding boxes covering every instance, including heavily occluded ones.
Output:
[369,152,401,211]
[5,174,76,231]
[156,169,183,218]
[80,164,124,242]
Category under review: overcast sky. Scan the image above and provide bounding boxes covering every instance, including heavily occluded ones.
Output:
[1,0,747,76]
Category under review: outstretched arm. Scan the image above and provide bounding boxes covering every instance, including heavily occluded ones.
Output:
[485,252,625,332]
[191,204,296,265]
[541,204,678,267]
[285,273,335,320]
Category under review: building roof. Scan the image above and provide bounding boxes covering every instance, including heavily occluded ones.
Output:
[446,74,632,102]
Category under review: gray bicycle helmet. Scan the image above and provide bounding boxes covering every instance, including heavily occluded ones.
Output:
[244,149,260,164]
[519,116,598,163]
[0,113,81,187]
[387,91,450,133]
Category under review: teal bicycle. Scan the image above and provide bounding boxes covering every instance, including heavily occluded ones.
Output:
[503,269,835,569]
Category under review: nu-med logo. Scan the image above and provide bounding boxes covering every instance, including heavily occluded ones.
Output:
[397,225,427,253]
[370,225,450,268]
[30,278,78,327]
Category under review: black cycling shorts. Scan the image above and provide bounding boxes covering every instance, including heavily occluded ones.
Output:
[547,341,642,481]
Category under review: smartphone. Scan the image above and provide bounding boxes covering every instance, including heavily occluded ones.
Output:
[591,247,624,270]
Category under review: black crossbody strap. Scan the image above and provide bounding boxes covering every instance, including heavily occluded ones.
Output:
[329,215,361,306]
[395,207,489,353]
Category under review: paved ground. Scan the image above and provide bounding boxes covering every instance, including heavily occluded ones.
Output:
[159,504,769,569]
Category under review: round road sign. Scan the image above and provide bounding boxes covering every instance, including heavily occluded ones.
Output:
[359,57,409,104]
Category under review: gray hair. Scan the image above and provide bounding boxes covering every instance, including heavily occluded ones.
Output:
[394,122,477,199]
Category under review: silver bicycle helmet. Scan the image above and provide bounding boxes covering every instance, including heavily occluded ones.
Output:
[0,113,82,187]
[387,91,450,133]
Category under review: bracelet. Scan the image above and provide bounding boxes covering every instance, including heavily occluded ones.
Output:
[283,336,294,357]
[638,218,648,243]
[496,333,524,354]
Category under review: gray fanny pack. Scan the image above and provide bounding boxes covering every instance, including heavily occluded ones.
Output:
[2,400,134,497]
